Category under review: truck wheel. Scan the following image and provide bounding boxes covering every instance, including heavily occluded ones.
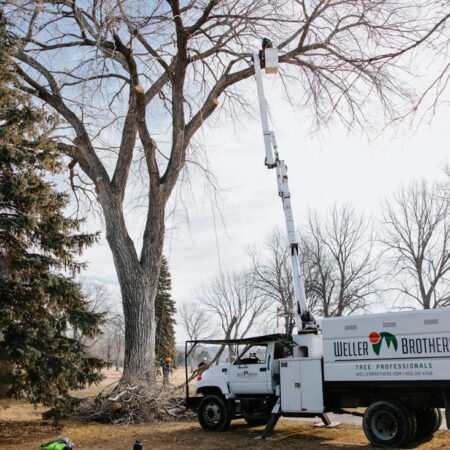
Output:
[432,408,442,432]
[198,395,231,432]
[415,408,441,438]
[363,401,416,448]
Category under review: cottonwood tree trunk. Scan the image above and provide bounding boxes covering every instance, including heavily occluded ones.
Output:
[120,277,156,382]
[99,184,166,382]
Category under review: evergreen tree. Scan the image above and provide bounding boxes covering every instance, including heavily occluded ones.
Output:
[155,256,177,365]
[0,14,106,418]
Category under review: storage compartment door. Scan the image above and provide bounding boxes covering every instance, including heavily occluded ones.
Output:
[299,359,324,413]
[279,359,324,413]
[279,360,302,412]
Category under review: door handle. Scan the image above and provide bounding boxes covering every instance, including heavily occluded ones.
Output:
[259,367,267,372]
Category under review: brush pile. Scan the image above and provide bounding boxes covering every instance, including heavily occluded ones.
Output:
[74,382,193,424]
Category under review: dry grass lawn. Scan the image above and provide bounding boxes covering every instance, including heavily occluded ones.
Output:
[1,418,449,449]
[0,369,448,449]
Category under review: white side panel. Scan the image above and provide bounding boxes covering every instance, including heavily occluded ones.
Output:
[280,360,301,412]
[299,360,324,412]
[293,333,323,357]
[322,308,450,382]
[325,358,448,382]
[280,358,324,413]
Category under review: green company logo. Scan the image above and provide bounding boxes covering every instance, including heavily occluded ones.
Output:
[369,331,398,356]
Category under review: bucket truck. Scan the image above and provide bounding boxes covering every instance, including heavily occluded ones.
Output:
[184,40,450,448]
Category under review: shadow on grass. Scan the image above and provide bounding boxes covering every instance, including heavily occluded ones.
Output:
[0,421,61,445]
[148,420,370,449]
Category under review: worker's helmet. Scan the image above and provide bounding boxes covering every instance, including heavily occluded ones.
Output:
[262,38,273,49]
[165,357,172,362]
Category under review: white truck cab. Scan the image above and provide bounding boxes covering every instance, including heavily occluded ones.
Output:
[195,336,294,398]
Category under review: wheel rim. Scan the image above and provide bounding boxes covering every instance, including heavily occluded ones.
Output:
[371,410,398,441]
[203,402,222,426]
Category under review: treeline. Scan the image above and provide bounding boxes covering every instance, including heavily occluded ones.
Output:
[180,176,450,338]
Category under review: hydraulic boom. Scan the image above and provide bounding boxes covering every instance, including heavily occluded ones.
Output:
[253,42,316,332]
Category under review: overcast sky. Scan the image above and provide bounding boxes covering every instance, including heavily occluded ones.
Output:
[80,71,449,344]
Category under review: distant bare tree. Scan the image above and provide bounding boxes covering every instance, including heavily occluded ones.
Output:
[80,282,124,368]
[249,229,295,334]
[198,271,271,339]
[441,165,450,200]
[255,317,278,336]
[178,302,212,370]
[381,180,450,309]
[301,205,379,317]
[77,281,110,343]
[178,302,212,341]
[83,282,110,309]
[110,313,125,370]
[89,312,124,369]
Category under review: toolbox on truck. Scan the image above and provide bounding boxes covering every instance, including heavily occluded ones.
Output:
[279,358,324,413]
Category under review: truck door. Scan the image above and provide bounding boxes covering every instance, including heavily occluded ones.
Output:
[228,344,272,394]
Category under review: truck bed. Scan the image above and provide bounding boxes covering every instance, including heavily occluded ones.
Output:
[321,308,450,410]
[322,308,450,382]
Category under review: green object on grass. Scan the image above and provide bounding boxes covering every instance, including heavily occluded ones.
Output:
[40,437,74,449]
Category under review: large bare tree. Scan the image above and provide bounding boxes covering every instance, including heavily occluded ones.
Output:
[249,229,295,334]
[81,282,125,369]
[178,302,212,342]
[381,180,450,309]
[178,302,212,369]
[198,271,271,339]
[301,205,379,317]
[4,0,449,383]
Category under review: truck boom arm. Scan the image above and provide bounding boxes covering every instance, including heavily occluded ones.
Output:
[253,49,316,331]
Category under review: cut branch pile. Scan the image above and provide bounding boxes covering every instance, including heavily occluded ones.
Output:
[74,383,193,424]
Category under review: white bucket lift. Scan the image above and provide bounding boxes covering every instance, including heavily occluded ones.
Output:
[263,47,279,74]
[253,41,316,332]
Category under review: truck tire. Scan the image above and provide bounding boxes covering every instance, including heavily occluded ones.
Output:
[363,401,416,448]
[198,395,231,432]
[432,408,442,433]
[415,408,441,438]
